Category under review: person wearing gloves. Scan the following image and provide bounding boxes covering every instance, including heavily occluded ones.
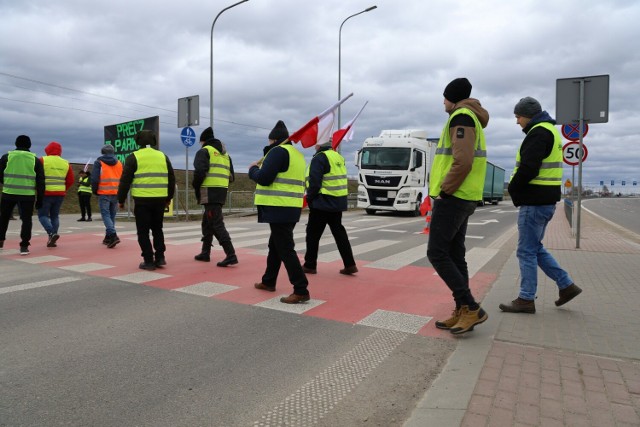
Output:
[192,127,238,267]
[499,97,581,314]
[117,130,175,270]
[92,144,122,248]
[427,77,490,335]
[0,135,45,255]
[249,120,310,304]
[38,141,74,248]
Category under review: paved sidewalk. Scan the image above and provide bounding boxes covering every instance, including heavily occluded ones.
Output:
[406,204,640,426]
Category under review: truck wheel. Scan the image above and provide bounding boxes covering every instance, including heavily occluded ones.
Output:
[412,197,421,217]
[365,209,376,215]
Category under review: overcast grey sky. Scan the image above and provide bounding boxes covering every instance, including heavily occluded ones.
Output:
[1,0,639,191]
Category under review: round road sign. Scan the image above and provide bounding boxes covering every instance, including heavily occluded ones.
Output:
[181,127,196,147]
[561,123,589,141]
[562,141,588,166]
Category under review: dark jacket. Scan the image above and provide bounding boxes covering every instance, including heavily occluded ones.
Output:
[0,148,45,204]
[91,154,120,195]
[248,143,302,223]
[508,111,562,207]
[306,145,348,212]
[117,148,175,205]
[192,137,235,205]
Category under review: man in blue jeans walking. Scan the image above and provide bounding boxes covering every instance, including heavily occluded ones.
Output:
[500,97,582,314]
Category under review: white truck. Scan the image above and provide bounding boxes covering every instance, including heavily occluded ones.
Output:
[355,129,436,216]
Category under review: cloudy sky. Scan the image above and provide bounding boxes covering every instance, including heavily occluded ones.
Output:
[1,0,639,192]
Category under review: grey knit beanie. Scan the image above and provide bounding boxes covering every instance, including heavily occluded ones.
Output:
[514,97,542,118]
[101,144,115,155]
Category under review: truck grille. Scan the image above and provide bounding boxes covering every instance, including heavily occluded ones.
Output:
[364,175,402,187]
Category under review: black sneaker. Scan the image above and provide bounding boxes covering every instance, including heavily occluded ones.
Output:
[0,240,4,249]
[87,218,92,222]
[77,218,86,222]
[20,245,30,256]
[139,261,156,271]
[47,233,60,248]
[155,257,167,267]
[107,234,120,248]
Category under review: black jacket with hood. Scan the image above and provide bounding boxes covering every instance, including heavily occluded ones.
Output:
[508,111,562,207]
[192,137,235,205]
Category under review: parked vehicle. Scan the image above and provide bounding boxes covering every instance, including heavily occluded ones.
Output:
[355,130,436,216]
[482,161,505,205]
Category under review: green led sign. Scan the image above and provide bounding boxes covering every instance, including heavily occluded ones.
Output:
[103,116,159,163]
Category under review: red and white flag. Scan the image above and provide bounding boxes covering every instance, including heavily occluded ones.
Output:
[331,101,368,150]
[289,93,353,148]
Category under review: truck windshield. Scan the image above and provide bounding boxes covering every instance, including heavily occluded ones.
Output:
[360,147,411,170]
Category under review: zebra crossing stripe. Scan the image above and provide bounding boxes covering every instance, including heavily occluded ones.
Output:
[0,277,82,295]
[364,245,426,270]
[318,239,398,263]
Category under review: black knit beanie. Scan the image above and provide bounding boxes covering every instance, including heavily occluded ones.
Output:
[268,120,289,143]
[15,135,31,149]
[443,78,472,103]
[200,127,214,142]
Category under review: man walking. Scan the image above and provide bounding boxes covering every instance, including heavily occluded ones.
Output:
[192,127,238,267]
[38,141,74,248]
[92,144,122,248]
[117,130,175,270]
[249,120,310,304]
[427,77,490,335]
[77,169,92,221]
[0,135,45,255]
[303,142,357,275]
[499,97,581,314]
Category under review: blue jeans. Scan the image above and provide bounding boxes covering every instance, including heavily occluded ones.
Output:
[38,196,64,235]
[516,204,573,300]
[98,195,118,236]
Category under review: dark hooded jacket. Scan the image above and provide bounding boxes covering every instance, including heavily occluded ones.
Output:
[306,144,348,212]
[192,137,235,205]
[508,111,562,207]
[248,142,302,223]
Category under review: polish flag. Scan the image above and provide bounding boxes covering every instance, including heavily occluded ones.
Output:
[331,101,368,150]
[289,93,353,148]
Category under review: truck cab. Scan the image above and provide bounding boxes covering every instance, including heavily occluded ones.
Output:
[355,130,435,216]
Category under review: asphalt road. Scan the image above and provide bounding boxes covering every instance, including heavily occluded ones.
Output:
[0,206,518,426]
[582,197,640,235]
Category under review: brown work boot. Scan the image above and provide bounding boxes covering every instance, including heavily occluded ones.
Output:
[254,282,276,292]
[339,265,358,275]
[499,298,536,314]
[450,306,488,335]
[555,284,582,306]
[435,307,462,330]
[280,293,310,304]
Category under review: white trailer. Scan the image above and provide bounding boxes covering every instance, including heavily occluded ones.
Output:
[355,130,436,216]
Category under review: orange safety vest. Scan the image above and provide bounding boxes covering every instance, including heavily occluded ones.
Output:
[98,161,123,195]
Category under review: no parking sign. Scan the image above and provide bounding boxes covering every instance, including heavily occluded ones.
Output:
[561,123,589,141]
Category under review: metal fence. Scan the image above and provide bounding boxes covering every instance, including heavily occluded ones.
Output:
[169,190,359,220]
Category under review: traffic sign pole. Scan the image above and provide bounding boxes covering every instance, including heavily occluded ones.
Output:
[181,127,197,221]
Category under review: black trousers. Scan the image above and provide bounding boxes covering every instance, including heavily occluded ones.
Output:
[134,201,166,262]
[0,195,35,246]
[262,222,309,295]
[201,203,232,252]
[304,209,355,269]
[426,197,479,309]
[78,193,92,219]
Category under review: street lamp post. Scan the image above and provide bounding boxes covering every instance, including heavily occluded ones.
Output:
[338,5,377,128]
[210,0,249,129]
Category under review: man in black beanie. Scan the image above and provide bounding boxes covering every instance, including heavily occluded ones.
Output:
[427,77,490,335]
[249,120,310,304]
[0,135,45,254]
[192,126,238,266]
[500,97,581,314]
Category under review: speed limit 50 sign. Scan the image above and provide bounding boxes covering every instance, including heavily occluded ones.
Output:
[562,141,588,166]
